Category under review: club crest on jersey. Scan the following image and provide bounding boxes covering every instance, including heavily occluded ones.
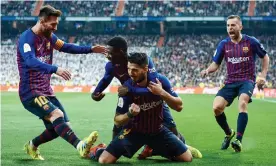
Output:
[46,42,51,50]
[243,46,249,53]
[43,104,50,111]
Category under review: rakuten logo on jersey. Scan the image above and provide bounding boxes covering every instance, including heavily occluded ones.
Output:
[139,100,163,111]
[228,57,249,64]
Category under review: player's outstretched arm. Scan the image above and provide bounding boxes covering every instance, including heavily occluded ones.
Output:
[52,34,107,54]
[201,40,225,77]
[118,83,152,97]
[92,63,114,101]
[148,77,183,112]
[200,62,220,77]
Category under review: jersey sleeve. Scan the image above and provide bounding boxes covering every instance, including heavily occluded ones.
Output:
[51,33,92,54]
[116,96,131,114]
[251,37,267,58]
[212,40,226,65]
[147,55,158,80]
[18,33,57,74]
[124,79,151,95]
[158,74,178,97]
[93,62,114,94]
[148,56,157,73]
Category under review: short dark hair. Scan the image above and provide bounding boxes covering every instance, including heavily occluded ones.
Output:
[107,36,128,52]
[227,15,241,21]
[39,5,62,18]
[127,52,148,67]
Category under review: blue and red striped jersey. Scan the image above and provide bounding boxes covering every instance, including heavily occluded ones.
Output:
[93,56,157,95]
[116,74,178,134]
[213,34,267,84]
[17,29,92,102]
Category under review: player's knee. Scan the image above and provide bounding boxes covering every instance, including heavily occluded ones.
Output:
[239,100,248,112]
[213,104,224,115]
[98,155,114,164]
[176,152,193,162]
[65,122,71,127]
[48,109,64,122]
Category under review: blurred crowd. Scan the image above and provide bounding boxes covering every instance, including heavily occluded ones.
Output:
[1,1,275,17]
[1,1,34,16]
[124,1,249,16]
[1,35,275,88]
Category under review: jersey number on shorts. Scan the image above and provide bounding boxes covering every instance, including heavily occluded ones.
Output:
[34,96,49,107]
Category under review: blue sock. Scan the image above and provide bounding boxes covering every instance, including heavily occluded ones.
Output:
[236,112,248,142]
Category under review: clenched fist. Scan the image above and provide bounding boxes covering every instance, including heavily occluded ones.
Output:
[129,103,140,116]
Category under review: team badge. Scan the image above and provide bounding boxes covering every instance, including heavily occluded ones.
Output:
[118,129,131,139]
[243,46,249,53]
[46,42,51,50]
[118,135,124,139]
[43,104,50,111]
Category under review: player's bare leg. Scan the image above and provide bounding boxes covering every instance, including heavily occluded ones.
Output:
[213,96,235,150]
[174,148,193,162]
[98,150,118,164]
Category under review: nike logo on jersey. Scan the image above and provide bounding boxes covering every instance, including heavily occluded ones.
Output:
[226,50,232,53]
[37,44,43,51]
[118,73,126,78]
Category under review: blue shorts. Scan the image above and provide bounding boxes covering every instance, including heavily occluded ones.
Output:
[105,127,187,159]
[162,104,176,129]
[216,81,255,106]
[22,96,69,129]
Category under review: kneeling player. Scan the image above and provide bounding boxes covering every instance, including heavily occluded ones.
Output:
[88,53,201,163]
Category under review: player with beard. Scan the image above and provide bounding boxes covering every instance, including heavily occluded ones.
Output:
[91,36,202,159]
[201,15,269,152]
[17,5,107,160]
[88,52,199,163]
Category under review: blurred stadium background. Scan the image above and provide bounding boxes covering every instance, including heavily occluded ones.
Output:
[1,1,276,166]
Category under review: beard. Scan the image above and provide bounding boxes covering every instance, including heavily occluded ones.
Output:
[228,30,239,40]
[43,30,52,38]
[134,74,146,83]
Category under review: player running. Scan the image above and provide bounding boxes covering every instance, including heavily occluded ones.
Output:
[17,5,107,160]
[201,15,269,152]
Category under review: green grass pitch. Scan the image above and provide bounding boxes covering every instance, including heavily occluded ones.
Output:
[1,92,276,165]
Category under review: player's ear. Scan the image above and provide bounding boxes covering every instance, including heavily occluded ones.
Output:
[120,49,127,57]
[39,17,46,24]
[144,65,148,72]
